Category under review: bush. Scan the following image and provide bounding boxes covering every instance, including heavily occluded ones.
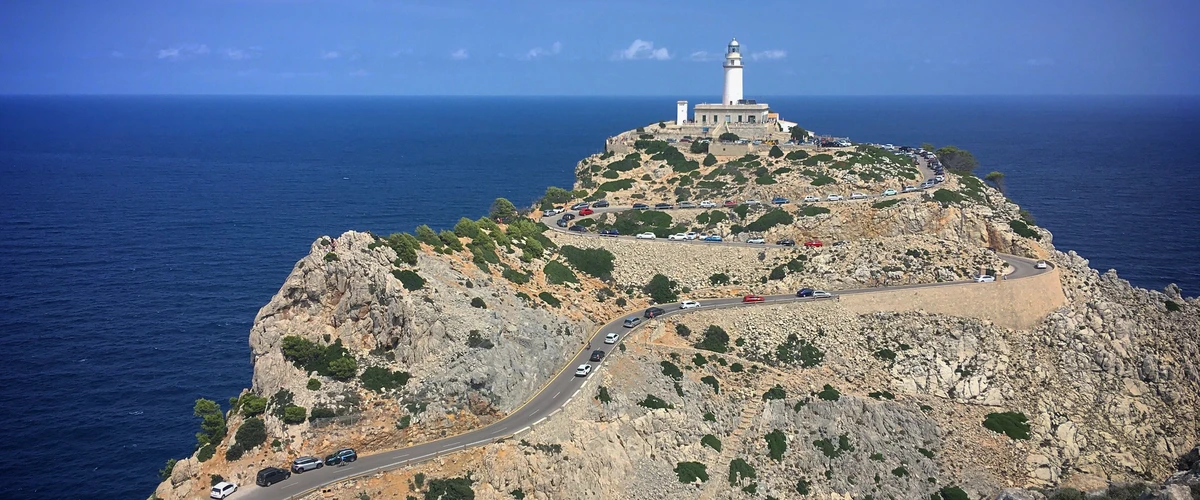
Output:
[224,443,244,461]
[542,186,573,204]
[798,205,830,217]
[728,458,756,486]
[939,486,970,500]
[489,197,518,221]
[467,330,494,349]
[869,391,895,400]
[813,437,841,459]
[768,145,784,158]
[240,394,267,417]
[323,252,340,262]
[892,466,909,477]
[598,179,634,191]
[709,273,731,285]
[543,260,578,284]
[701,375,719,394]
[730,362,744,372]
[768,266,786,280]
[596,386,612,404]
[935,146,979,174]
[644,274,679,303]
[762,384,786,401]
[816,384,840,401]
[1165,300,1181,312]
[309,407,335,421]
[690,140,709,154]
[439,231,463,251]
[282,405,307,424]
[718,132,739,142]
[538,291,561,307]
[502,267,530,284]
[744,210,794,233]
[159,458,177,480]
[786,150,809,161]
[235,417,267,450]
[559,246,615,279]
[695,325,729,353]
[703,411,716,422]
[196,443,215,462]
[1009,219,1041,240]
[327,356,358,380]
[702,434,722,452]
[874,348,897,361]
[796,477,812,494]
[931,188,964,205]
[693,353,708,367]
[983,411,1031,440]
[674,462,709,483]
[470,297,487,309]
[360,366,411,392]
[424,477,475,500]
[675,324,691,337]
[510,488,525,499]
[193,398,226,447]
[775,334,824,367]
[307,378,321,391]
[872,199,901,209]
[393,270,425,291]
[765,429,787,461]
[702,153,717,166]
[660,360,683,380]
[638,394,674,410]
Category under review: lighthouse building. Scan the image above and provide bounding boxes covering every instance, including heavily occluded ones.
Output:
[679,39,795,138]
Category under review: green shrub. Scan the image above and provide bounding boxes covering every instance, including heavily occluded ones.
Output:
[282,405,307,424]
[918,448,935,459]
[644,274,679,303]
[1165,300,1181,312]
[598,179,634,191]
[327,357,357,380]
[235,417,267,450]
[774,334,824,367]
[869,391,895,400]
[224,443,245,461]
[424,477,475,500]
[939,486,970,500]
[543,260,578,284]
[768,265,786,281]
[728,458,756,485]
[870,452,884,461]
[470,297,487,309]
[323,252,340,262]
[197,443,215,463]
[309,407,335,421]
[798,205,830,217]
[559,246,615,279]
[765,430,787,461]
[674,461,709,483]
[307,378,321,391]
[730,362,744,372]
[796,477,812,494]
[718,132,739,142]
[638,394,674,410]
[931,189,964,205]
[702,153,717,166]
[1009,219,1041,240]
[762,384,786,401]
[816,384,840,401]
[695,325,729,353]
[813,437,840,458]
[892,466,909,477]
[439,231,463,251]
[596,386,612,404]
[744,209,794,233]
[874,348,897,361]
[709,273,731,285]
[786,150,809,160]
[702,434,722,452]
[701,375,719,394]
[360,366,411,392]
[754,175,776,185]
[983,411,1031,440]
[675,324,691,337]
[769,145,784,158]
[393,270,425,291]
[693,353,708,367]
[211,474,225,486]
[510,488,526,499]
[502,267,530,284]
[467,330,494,349]
[703,411,716,422]
[193,399,226,447]
[240,394,267,417]
[159,458,177,480]
[810,175,835,186]
[660,360,683,380]
[538,292,560,307]
[872,199,901,209]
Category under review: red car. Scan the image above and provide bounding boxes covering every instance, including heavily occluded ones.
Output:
[723,200,736,207]
[804,240,823,248]
[742,294,765,303]
[579,208,594,216]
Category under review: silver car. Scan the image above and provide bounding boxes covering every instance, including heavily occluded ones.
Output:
[291,456,323,473]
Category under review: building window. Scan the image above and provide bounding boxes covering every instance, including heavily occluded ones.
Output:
[725,115,731,123]
[738,115,743,123]
[748,115,756,123]
[701,115,706,123]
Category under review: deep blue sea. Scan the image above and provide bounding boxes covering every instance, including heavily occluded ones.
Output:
[1,96,1197,498]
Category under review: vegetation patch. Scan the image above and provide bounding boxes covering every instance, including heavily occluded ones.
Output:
[762,384,786,401]
[872,199,901,209]
[728,458,756,486]
[1009,219,1041,240]
[638,394,674,410]
[892,466,909,477]
[796,478,812,495]
[392,270,426,291]
[596,386,612,404]
[537,291,561,308]
[797,205,830,217]
[869,391,895,400]
[810,175,836,186]
[660,360,683,380]
[543,260,578,285]
[467,330,494,349]
[701,375,720,394]
[709,273,731,285]
[1165,300,1181,312]
[816,384,840,401]
[360,366,411,392]
[983,411,1031,440]
[744,209,795,233]
[281,336,357,379]
[502,267,530,284]
[774,333,824,367]
[674,462,709,483]
[702,434,722,452]
[930,189,964,206]
[425,477,475,500]
[597,179,634,192]
[765,430,788,462]
[695,325,730,353]
[555,246,615,279]
[918,448,935,459]
[874,348,897,361]
[938,486,970,500]
[813,437,842,459]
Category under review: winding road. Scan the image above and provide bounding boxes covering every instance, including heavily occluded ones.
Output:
[242,156,1042,500]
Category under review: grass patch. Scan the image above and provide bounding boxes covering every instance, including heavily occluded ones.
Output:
[543,260,578,284]
[983,411,1031,440]
[702,434,722,452]
[872,199,901,209]
[537,292,561,308]
[674,462,708,483]
[765,430,787,462]
[638,394,674,410]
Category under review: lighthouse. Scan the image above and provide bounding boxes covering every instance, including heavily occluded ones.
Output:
[722,38,743,105]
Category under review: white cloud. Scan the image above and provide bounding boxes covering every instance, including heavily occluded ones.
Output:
[390,48,414,57]
[320,50,340,60]
[349,69,369,77]
[450,48,469,60]
[689,51,717,62]
[519,41,563,60]
[750,49,786,61]
[1025,57,1055,67]
[157,44,209,61]
[613,39,670,61]
[223,47,261,61]
[110,51,125,59]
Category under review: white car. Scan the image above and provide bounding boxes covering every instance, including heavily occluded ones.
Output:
[699,200,717,208]
[803,195,820,203]
[902,186,918,193]
[827,194,844,201]
[551,207,566,215]
[668,233,687,241]
[812,290,833,298]
[679,300,701,309]
[747,237,766,244]
[636,232,657,239]
[210,482,237,499]
[974,275,996,283]
[542,209,556,217]
[604,332,620,344]
[745,199,761,206]
[882,189,897,196]
[850,192,867,200]
[575,364,592,377]
[684,232,700,240]
[1035,260,1049,269]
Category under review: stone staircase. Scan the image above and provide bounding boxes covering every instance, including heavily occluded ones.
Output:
[698,372,779,500]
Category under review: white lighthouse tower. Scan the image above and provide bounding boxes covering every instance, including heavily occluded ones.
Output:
[722,38,744,105]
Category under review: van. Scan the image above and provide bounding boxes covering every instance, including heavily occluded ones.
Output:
[256,467,291,487]
[622,317,641,328]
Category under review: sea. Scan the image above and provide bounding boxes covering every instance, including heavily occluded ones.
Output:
[1,95,1197,498]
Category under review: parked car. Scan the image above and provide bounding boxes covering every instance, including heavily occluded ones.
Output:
[324,449,358,466]
[934,175,945,182]
[812,290,833,298]
[747,237,766,244]
[699,200,717,208]
[622,317,642,328]
[902,186,918,193]
[668,233,687,241]
[850,192,867,200]
[600,229,620,237]
[569,225,587,233]
[804,240,824,247]
[1035,260,1049,269]
[555,219,568,228]
[561,213,576,221]
[723,200,737,207]
[703,235,723,242]
[291,456,324,473]
[575,364,592,377]
[542,209,557,217]
[551,206,565,215]
[772,197,790,205]
[803,195,820,203]
[679,300,701,309]
[579,207,594,216]
[684,232,700,240]
[921,180,936,189]
[742,294,766,303]
[832,240,848,247]
[570,202,589,210]
[589,350,606,362]
[974,275,996,283]
[593,199,610,208]
[636,232,657,239]
[882,189,897,196]
[776,239,796,246]
[745,199,761,206]
[604,332,620,344]
[644,307,666,318]
[632,203,650,210]
[796,288,814,297]
[679,201,696,209]
[256,467,291,487]
[210,481,238,499]
[654,203,673,210]
[827,194,844,201]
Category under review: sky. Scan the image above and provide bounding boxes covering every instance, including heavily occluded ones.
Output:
[1,0,1198,96]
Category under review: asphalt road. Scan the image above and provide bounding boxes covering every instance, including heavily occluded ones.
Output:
[240,155,1035,500]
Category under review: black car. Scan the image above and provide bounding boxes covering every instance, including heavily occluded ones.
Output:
[569,225,587,233]
[600,229,619,237]
[556,218,568,228]
[654,203,673,210]
[256,467,291,487]
[562,213,576,221]
[776,239,796,246]
[589,350,606,362]
[797,288,815,298]
[324,448,358,466]
[644,306,666,318]
[593,199,610,208]
[632,203,650,210]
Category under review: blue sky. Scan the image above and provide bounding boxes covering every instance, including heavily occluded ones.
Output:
[1,0,1197,95]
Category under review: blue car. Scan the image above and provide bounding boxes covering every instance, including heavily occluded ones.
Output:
[771,197,789,205]
[600,229,619,237]
[324,448,358,466]
[703,235,723,242]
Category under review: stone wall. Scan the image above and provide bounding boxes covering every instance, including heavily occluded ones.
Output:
[838,266,1067,331]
